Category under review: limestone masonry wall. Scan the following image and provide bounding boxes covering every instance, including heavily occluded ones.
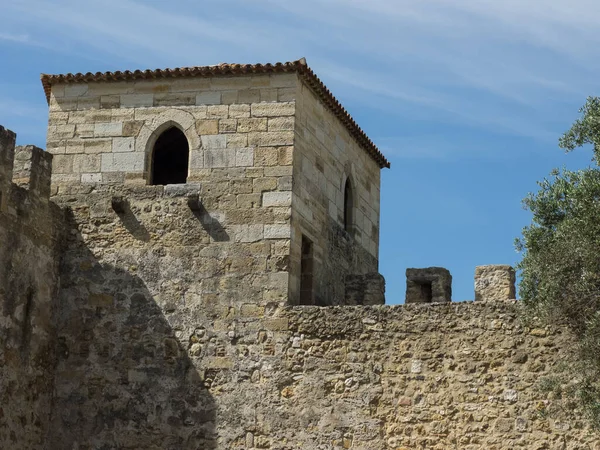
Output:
[1,61,599,449]
[42,185,600,449]
[46,72,298,188]
[0,126,62,450]
[289,78,381,305]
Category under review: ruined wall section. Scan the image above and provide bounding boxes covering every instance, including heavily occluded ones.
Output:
[0,126,62,450]
[290,78,381,305]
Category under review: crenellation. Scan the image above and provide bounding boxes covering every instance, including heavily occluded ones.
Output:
[12,145,53,200]
[0,125,16,197]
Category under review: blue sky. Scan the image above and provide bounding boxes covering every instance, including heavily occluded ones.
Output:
[0,0,597,303]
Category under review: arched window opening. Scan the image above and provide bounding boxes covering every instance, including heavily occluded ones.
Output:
[151,126,189,185]
[344,178,353,234]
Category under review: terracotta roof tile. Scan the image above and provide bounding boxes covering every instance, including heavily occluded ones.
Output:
[40,59,390,168]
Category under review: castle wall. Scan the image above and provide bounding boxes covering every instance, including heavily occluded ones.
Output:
[0,127,62,450]
[46,73,298,190]
[289,79,381,305]
[48,182,294,448]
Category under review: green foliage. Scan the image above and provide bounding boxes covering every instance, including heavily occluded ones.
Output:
[517,97,600,427]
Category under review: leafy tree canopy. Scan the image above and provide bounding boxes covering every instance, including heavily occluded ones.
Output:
[517,96,600,426]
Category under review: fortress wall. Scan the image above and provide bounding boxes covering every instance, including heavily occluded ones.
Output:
[0,127,62,450]
[48,184,292,448]
[289,78,381,305]
[46,206,600,450]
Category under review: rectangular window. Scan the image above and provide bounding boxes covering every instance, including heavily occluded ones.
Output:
[300,235,314,305]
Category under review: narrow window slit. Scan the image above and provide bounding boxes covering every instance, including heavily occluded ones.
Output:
[300,236,314,305]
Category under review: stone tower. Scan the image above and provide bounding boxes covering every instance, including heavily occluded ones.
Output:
[43,58,389,307]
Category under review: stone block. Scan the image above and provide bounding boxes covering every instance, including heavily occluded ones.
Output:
[51,154,74,174]
[64,84,88,97]
[248,131,294,147]
[120,94,153,108]
[153,93,195,107]
[122,120,144,137]
[227,134,248,148]
[345,273,385,305]
[113,137,134,153]
[253,177,277,192]
[196,91,221,105]
[405,267,452,303]
[205,149,236,168]
[201,135,227,149]
[475,265,516,301]
[94,122,123,137]
[251,102,295,117]
[229,104,250,118]
[207,105,229,118]
[84,139,112,154]
[235,148,254,167]
[196,119,219,135]
[73,154,101,173]
[100,95,120,109]
[263,191,292,207]
[219,119,237,133]
[221,90,239,104]
[234,224,264,243]
[101,153,145,172]
[264,224,291,239]
[237,118,267,133]
[238,89,261,104]
[81,173,102,183]
[48,124,76,140]
[278,147,293,166]
[77,97,100,110]
[268,117,295,131]
[254,147,278,166]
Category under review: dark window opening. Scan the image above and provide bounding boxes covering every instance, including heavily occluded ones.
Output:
[300,236,314,305]
[151,127,189,185]
[344,178,353,233]
[418,281,433,303]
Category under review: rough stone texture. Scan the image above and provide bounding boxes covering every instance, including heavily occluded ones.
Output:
[0,127,62,450]
[475,264,517,301]
[289,79,380,306]
[406,267,452,303]
[46,70,383,307]
[345,272,385,305]
[1,64,599,449]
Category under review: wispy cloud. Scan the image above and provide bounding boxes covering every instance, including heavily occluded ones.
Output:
[0,32,31,44]
[1,0,598,157]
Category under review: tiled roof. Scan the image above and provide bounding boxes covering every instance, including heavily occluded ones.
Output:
[40,59,390,169]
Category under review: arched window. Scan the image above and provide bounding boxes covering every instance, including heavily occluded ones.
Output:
[344,178,353,234]
[150,126,189,185]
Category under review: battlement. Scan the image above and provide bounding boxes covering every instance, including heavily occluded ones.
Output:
[0,126,54,217]
[13,145,53,199]
[0,125,16,212]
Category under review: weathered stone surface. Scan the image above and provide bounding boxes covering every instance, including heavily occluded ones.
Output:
[406,267,452,303]
[3,63,597,450]
[475,264,516,301]
[345,272,385,305]
[0,127,62,450]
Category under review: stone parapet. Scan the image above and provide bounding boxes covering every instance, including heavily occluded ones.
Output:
[345,272,385,305]
[13,145,53,199]
[405,267,452,303]
[475,264,516,301]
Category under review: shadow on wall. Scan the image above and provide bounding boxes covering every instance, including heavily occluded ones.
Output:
[49,209,217,449]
